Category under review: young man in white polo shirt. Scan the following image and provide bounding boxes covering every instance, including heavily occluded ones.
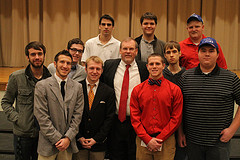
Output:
[81,14,120,65]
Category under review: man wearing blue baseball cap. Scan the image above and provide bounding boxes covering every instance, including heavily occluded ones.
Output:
[179,13,227,70]
[178,37,240,160]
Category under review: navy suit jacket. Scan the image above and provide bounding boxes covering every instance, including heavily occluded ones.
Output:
[76,80,116,152]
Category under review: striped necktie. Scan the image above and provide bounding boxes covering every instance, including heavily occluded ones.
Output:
[88,84,95,110]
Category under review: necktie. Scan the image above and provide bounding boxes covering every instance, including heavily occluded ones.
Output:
[118,64,131,122]
[148,78,161,86]
[88,84,95,110]
[61,81,66,100]
[71,65,77,70]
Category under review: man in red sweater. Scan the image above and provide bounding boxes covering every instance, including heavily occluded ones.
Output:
[130,53,183,160]
[179,13,227,70]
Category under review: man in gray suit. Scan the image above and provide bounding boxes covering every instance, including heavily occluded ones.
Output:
[34,50,84,160]
[48,38,87,81]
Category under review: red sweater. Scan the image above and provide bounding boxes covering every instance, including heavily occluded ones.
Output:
[179,34,227,70]
[130,77,183,145]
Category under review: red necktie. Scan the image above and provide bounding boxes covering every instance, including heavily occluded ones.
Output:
[118,64,131,122]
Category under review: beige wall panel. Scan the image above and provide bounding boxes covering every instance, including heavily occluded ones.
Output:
[43,0,79,66]
[202,0,215,37]
[11,0,28,67]
[28,0,40,41]
[81,0,100,43]
[102,0,130,41]
[131,0,167,41]
[170,0,201,42]
[214,0,239,69]
[0,0,12,66]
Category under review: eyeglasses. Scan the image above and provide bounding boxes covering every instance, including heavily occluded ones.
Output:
[69,48,84,54]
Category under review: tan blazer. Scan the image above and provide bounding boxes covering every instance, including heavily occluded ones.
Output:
[34,76,84,157]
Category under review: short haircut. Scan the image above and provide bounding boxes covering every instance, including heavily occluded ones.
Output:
[164,41,181,53]
[140,12,157,25]
[54,50,73,63]
[99,14,114,26]
[147,53,165,64]
[85,56,103,69]
[67,38,84,50]
[120,37,138,49]
[25,41,46,57]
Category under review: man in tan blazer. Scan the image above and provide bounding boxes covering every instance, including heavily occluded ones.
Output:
[34,50,84,160]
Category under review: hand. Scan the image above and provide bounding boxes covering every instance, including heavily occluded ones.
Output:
[147,138,162,152]
[178,132,187,147]
[55,137,70,151]
[78,137,96,149]
[84,138,96,149]
[220,128,234,143]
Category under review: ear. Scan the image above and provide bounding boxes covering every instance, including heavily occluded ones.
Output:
[135,48,138,55]
[26,56,29,61]
[54,61,57,68]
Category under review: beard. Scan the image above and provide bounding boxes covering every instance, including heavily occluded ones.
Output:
[29,59,44,68]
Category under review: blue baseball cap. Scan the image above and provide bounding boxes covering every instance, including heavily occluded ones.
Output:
[187,13,203,24]
[198,37,219,52]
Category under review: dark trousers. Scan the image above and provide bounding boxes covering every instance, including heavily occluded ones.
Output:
[109,115,136,160]
[174,132,188,160]
[186,140,230,160]
[14,134,38,160]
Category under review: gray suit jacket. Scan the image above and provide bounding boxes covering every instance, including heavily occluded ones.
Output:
[34,76,84,156]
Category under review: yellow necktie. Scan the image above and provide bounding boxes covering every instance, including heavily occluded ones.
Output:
[88,84,95,110]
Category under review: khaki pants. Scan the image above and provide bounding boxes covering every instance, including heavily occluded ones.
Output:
[38,150,72,160]
[72,150,105,160]
[136,134,176,160]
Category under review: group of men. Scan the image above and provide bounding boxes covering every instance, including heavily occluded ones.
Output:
[1,12,240,160]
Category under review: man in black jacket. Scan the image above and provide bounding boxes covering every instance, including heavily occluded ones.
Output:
[73,56,116,160]
[101,37,149,160]
[135,12,165,63]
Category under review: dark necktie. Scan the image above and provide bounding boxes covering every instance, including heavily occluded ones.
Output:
[118,64,131,122]
[71,65,77,70]
[61,81,66,100]
[148,78,161,86]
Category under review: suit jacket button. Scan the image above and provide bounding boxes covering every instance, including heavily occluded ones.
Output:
[87,130,90,133]
[88,118,91,122]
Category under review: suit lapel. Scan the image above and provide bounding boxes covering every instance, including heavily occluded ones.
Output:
[90,82,103,111]
[81,80,91,112]
[109,59,121,88]
[49,76,64,108]
[65,79,74,103]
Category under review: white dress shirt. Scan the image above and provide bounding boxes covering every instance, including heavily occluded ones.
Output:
[114,60,141,116]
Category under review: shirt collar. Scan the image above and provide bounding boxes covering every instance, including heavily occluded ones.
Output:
[86,78,99,87]
[97,34,114,45]
[184,34,206,45]
[25,64,51,82]
[120,59,136,68]
[194,63,220,76]
[54,73,68,85]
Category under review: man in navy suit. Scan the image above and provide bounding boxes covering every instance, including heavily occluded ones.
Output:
[101,37,149,160]
[73,56,116,160]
